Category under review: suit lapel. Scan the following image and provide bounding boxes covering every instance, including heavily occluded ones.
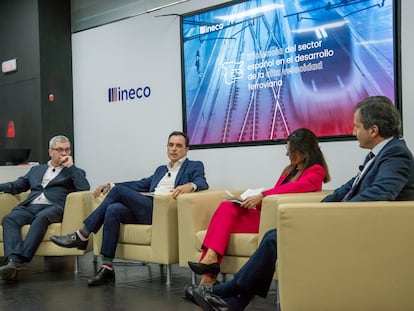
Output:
[174,159,188,187]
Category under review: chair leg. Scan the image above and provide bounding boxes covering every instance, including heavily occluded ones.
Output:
[191,271,197,285]
[74,256,80,274]
[165,264,172,285]
[275,280,281,311]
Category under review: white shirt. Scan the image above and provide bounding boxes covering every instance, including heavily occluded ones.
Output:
[154,157,187,195]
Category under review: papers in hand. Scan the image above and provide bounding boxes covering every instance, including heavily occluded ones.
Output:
[225,188,265,205]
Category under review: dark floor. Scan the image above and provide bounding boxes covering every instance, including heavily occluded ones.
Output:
[0,253,277,310]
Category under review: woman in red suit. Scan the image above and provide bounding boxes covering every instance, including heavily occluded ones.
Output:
[188,128,330,286]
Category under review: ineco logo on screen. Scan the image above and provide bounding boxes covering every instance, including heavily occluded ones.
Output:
[200,23,224,34]
[108,86,151,102]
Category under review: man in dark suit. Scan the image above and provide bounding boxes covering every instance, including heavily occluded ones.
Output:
[0,135,90,281]
[322,97,414,202]
[50,131,209,286]
[188,96,414,311]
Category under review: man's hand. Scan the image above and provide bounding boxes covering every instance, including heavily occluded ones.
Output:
[93,183,111,198]
[171,183,194,199]
[60,155,74,168]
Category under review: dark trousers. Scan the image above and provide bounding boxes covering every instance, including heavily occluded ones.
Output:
[83,185,153,258]
[234,229,277,298]
[2,204,63,262]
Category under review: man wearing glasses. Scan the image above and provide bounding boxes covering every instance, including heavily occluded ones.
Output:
[50,131,209,286]
[0,135,90,281]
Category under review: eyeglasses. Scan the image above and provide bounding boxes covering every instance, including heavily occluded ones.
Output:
[52,148,71,154]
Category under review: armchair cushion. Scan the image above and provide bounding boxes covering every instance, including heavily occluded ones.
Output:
[119,224,151,245]
[196,230,258,257]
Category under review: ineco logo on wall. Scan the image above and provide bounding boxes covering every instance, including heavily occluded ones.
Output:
[108,86,151,102]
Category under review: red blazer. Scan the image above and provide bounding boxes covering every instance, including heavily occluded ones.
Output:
[262,164,325,197]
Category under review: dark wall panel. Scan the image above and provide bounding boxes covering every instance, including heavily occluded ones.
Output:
[0,0,73,164]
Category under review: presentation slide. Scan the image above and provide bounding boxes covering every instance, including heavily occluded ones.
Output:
[181,0,397,147]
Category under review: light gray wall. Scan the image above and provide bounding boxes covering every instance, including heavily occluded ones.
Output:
[72,0,413,191]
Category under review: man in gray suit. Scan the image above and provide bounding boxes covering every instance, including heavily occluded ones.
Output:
[0,135,90,281]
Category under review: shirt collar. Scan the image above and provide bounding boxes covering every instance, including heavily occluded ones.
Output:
[168,157,187,170]
[47,160,63,170]
[371,136,393,156]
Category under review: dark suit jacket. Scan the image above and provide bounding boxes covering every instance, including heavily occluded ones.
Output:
[114,158,209,192]
[0,164,90,208]
[323,137,414,202]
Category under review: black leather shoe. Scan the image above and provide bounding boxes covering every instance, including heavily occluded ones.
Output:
[0,259,23,281]
[193,286,232,311]
[49,232,88,250]
[188,262,220,275]
[88,267,115,286]
[183,281,220,304]
[184,285,213,304]
[183,284,197,304]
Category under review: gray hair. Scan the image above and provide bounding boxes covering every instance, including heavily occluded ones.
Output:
[49,135,70,149]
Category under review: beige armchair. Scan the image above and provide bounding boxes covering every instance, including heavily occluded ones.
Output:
[0,191,93,271]
[177,189,332,280]
[276,200,414,311]
[91,193,178,284]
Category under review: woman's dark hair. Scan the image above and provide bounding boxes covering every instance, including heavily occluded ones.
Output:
[355,95,401,138]
[285,128,330,183]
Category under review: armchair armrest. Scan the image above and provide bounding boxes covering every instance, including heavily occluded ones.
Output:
[0,193,20,220]
[61,190,93,234]
[149,194,179,262]
[259,190,332,241]
[277,200,414,311]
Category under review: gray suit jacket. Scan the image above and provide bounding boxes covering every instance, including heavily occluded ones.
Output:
[0,164,90,209]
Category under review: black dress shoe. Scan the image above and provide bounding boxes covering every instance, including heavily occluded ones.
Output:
[193,286,232,311]
[183,280,220,304]
[183,284,198,304]
[49,232,88,250]
[188,262,220,275]
[88,267,115,286]
[0,259,23,281]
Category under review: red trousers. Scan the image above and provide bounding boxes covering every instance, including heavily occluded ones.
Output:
[200,201,261,264]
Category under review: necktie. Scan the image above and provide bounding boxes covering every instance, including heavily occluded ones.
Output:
[359,151,375,172]
[342,151,375,201]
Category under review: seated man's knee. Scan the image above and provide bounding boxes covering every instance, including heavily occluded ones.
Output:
[105,203,124,221]
[2,213,14,226]
[263,229,276,244]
